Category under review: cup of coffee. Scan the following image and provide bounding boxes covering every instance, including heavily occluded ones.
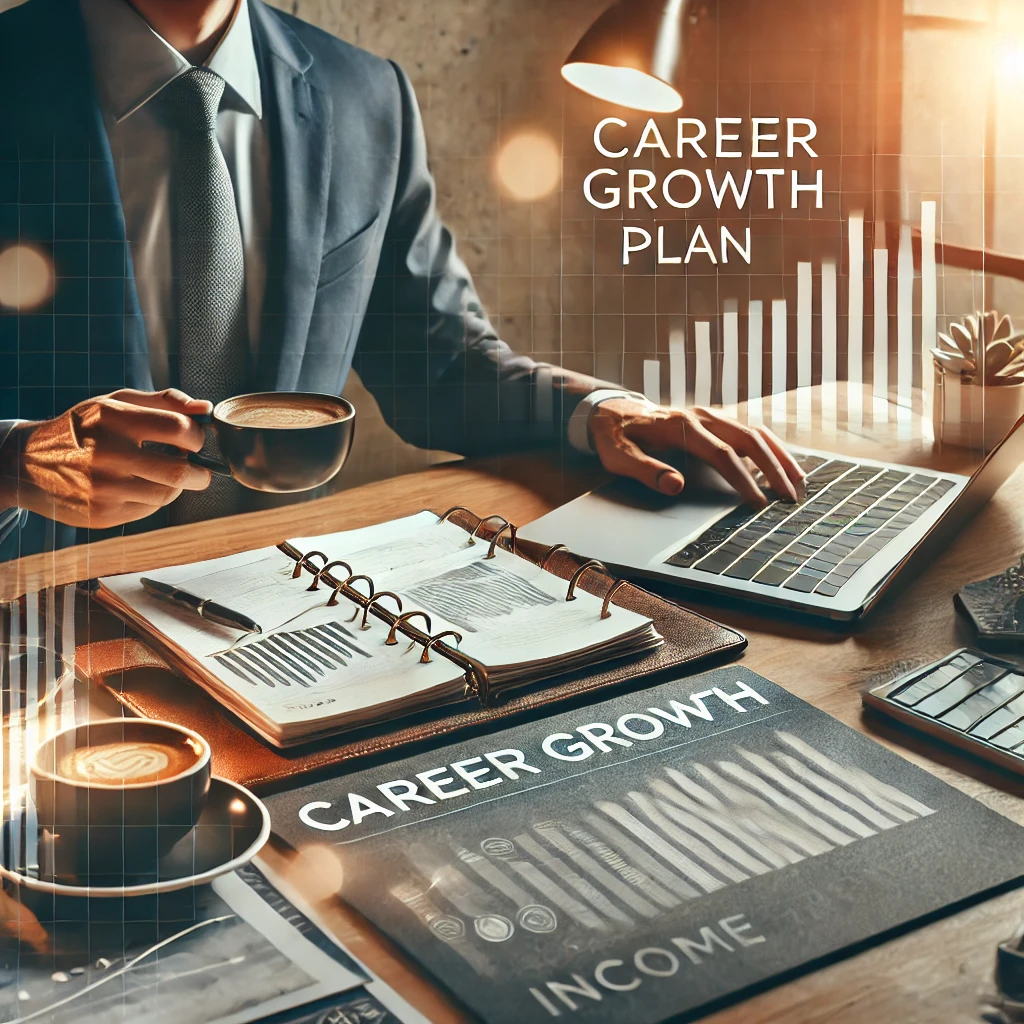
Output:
[189,391,355,493]
[30,719,211,879]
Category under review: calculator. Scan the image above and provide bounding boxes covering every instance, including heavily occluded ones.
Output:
[863,648,1024,776]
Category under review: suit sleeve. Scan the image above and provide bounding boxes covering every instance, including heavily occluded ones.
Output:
[351,62,589,456]
[0,420,28,561]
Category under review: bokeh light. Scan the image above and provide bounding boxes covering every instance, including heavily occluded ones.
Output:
[285,843,345,901]
[995,39,1024,82]
[495,131,562,202]
[0,246,54,310]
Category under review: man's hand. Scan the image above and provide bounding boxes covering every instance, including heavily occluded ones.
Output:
[589,399,806,509]
[0,389,213,529]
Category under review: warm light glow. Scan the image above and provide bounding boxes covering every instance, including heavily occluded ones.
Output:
[996,39,1024,82]
[494,131,562,202]
[0,245,54,310]
[286,843,345,901]
[561,62,682,113]
[229,798,247,814]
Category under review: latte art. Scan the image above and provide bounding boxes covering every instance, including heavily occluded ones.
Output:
[56,740,200,784]
[219,398,344,429]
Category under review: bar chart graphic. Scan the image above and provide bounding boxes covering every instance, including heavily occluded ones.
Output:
[215,621,371,688]
[380,727,937,979]
[640,202,941,426]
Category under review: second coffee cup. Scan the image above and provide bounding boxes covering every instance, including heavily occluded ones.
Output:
[188,391,355,493]
[30,718,211,879]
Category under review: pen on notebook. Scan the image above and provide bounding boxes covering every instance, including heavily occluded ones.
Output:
[140,577,263,635]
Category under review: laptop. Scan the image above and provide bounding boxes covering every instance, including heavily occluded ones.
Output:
[520,414,1024,621]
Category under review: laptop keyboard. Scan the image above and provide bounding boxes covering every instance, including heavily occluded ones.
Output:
[665,454,956,596]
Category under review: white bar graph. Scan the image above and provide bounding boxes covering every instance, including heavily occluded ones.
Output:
[7,605,21,871]
[669,324,686,408]
[772,299,787,395]
[873,248,888,404]
[921,201,937,409]
[643,359,661,405]
[748,301,763,403]
[772,299,787,426]
[748,300,763,424]
[822,380,837,437]
[24,592,39,875]
[897,224,914,407]
[797,262,812,388]
[536,365,553,422]
[723,300,739,409]
[625,200,944,436]
[821,261,837,384]
[60,584,78,731]
[848,212,864,385]
[695,321,712,407]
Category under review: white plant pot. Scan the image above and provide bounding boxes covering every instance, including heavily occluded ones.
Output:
[933,367,1024,451]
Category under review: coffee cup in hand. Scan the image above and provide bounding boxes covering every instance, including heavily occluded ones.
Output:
[30,719,211,879]
[188,391,355,493]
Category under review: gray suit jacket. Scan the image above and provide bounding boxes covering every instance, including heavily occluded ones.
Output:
[0,0,581,560]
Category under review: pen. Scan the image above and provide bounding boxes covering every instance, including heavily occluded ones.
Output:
[140,577,263,635]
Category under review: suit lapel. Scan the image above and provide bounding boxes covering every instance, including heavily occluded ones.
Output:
[86,100,153,394]
[15,0,150,401]
[249,0,332,392]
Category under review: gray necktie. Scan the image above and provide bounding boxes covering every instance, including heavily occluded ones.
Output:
[161,67,248,523]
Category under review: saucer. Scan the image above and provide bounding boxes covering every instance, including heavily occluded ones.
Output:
[0,776,270,897]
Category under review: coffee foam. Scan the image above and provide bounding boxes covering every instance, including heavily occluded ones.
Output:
[220,396,344,429]
[56,740,200,784]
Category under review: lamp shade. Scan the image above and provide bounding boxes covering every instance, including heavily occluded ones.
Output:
[561,0,691,113]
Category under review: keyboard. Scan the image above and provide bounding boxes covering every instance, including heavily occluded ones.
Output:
[865,649,1024,776]
[665,454,956,596]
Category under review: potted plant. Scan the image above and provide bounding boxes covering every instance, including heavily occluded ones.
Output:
[932,311,1024,450]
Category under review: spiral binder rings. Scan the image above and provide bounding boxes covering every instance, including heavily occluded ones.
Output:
[87,506,748,788]
[275,507,647,706]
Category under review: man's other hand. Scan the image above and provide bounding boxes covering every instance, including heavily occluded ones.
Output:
[0,389,213,529]
[589,400,806,510]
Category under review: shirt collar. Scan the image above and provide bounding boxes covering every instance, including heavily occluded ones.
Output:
[79,0,262,124]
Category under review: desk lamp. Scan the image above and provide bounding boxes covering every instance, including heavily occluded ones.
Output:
[561,0,696,112]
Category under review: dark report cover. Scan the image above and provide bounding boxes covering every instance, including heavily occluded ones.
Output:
[267,668,1024,1023]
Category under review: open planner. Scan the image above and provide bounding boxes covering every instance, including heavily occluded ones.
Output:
[96,510,664,747]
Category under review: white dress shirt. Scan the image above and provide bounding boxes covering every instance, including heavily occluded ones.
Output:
[79,0,270,390]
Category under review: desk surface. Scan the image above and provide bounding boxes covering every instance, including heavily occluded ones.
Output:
[6,385,1024,1023]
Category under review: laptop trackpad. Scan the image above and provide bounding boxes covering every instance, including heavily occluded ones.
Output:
[577,464,742,567]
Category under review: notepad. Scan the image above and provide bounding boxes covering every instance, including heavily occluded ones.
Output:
[96,512,662,747]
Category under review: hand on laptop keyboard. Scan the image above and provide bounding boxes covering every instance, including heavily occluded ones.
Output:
[667,454,953,596]
[588,400,807,508]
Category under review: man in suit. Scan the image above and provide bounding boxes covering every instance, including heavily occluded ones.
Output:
[0,0,804,560]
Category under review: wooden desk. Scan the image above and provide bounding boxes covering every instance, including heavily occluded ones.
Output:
[4,385,1024,1023]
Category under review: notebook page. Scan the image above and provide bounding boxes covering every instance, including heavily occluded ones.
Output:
[101,549,464,727]
[291,513,656,669]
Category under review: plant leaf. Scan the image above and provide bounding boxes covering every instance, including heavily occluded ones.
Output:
[933,348,970,372]
[950,321,975,356]
[985,339,1015,375]
[993,314,1014,343]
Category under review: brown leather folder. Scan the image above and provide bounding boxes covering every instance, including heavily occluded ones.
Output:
[77,508,747,792]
